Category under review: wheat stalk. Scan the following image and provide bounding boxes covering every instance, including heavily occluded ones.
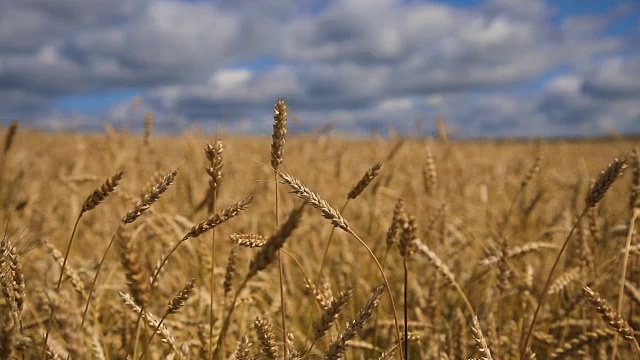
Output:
[520,156,628,359]
[630,148,640,210]
[119,291,183,358]
[140,278,196,358]
[3,121,18,154]
[143,111,153,148]
[213,204,304,360]
[278,170,403,357]
[203,139,224,360]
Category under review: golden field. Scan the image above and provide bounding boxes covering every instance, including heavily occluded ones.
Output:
[0,118,639,359]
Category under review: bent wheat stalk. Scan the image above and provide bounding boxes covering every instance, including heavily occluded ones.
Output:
[316,161,382,285]
[277,171,403,359]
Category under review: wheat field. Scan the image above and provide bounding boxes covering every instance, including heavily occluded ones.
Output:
[0,104,639,359]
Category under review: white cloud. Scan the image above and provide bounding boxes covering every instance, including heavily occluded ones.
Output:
[210,69,253,89]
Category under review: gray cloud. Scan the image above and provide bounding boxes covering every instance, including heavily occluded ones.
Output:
[0,0,638,137]
[581,57,640,99]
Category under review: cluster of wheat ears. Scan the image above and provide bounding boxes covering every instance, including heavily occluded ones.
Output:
[0,100,639,359]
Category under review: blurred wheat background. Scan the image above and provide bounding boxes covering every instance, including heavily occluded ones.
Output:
[0,106,639,359]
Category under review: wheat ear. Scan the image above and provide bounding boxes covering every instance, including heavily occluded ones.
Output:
[271,98,287,170]
[348,162,382,200]
[233,335,251,360]
[123,168,178,223]
[119,291,182,357]
[586,157,627,208]
[230,232,266,248]
[143,111,153,148]
[116,223,151,308]
[471,315,494,360]
[423,146,436,196]
[0,234,24,331]
[3,121,18,154]
[140,278,196,358]
[583,286,640,353]
[325,285,385,360]
[223,247,238,298]
[81,171,124,215]
[254,317,279,360]
[306,285,354,355]
[182,195,253,241]
[500,147,542,234]
[549,329,614,359]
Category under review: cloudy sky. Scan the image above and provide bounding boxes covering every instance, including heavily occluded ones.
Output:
[1,0,639,137]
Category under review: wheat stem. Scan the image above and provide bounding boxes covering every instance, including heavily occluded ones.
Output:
[613,208,640,359]
[41,213,82,360]
[520,209,587,359]
[346,228,403,360]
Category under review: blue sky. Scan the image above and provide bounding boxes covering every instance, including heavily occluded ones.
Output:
[1,0,639,137]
